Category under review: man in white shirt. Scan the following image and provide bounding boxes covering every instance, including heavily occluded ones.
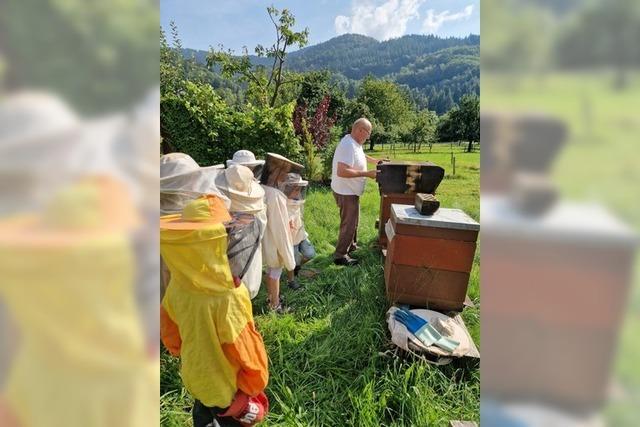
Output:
[331,118,382,266]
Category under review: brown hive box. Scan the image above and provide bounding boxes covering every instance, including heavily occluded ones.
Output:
[385,204,479,312]
[378,192,416,249]
[376,161,445,249]
[376,161,445,194]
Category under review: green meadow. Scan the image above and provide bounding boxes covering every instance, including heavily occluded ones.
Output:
[161,144,480,426]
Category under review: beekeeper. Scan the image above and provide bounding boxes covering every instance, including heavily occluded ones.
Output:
[278,173,316,290]
[161,195,269,427]
[226,149,265,181]
[160,153,227,216]
[260,154,303,313]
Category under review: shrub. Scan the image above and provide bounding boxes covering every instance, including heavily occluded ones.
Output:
[321,126,343,182]
[161,81,300,166]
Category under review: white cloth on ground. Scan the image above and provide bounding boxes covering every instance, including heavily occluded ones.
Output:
[386,306,472,358]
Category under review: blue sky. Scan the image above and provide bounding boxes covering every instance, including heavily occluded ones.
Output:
[161,0,480,52]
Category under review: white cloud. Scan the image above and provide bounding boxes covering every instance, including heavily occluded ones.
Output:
[422,4,474,34]
[334,0,425,40]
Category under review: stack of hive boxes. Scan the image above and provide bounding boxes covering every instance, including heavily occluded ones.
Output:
[377,162,479,313]
[384,204,479,312]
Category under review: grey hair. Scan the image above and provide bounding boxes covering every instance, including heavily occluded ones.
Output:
[352,117,372,131]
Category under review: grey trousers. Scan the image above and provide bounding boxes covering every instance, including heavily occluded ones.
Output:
[332,192,360,259]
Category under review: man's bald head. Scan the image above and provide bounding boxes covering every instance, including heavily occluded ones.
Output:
[352,118,372,132]
[350,118,372,144]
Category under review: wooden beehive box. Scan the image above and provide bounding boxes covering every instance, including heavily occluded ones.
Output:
[376,161,445,194]
[378,193,416,249]
[376,161,445,249]
[385,204,479,312]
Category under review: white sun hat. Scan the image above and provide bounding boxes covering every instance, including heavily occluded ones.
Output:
[226,150,265,168]
[215,164,265,213]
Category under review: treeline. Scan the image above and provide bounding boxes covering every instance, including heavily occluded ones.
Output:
[161,9,479,183]
[183,33,479,114]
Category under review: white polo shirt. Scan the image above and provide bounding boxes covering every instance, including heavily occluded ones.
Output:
[331,134,367,196]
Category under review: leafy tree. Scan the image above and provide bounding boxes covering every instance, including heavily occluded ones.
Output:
[457,95,480,152]
[356,76,412,129]
[405,110,438,153]
[437,95,479,152]
[337,99,391,150]
[338,99,372,134]
[556,0,640,88]
[207,6,309,107]
[161,23,185,97]
[356,76,413,150]
[436,111,458,143]
[292,95,336,150]
[296,70,347,119]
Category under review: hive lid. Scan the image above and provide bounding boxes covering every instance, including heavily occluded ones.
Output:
[376,161,445,194]
[391,204,479,231]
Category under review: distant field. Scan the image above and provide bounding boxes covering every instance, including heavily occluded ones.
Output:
[161,144,480,426]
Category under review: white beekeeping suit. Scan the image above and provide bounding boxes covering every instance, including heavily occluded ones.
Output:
[261,185,295,272]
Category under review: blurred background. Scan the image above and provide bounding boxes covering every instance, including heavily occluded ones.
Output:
[2,0,639,425]
[481,0,639,425]
[0,1,159,426]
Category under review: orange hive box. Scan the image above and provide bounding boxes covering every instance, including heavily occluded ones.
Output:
[384,204,479,312]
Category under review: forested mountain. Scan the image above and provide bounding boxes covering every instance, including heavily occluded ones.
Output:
[183,33,479,114]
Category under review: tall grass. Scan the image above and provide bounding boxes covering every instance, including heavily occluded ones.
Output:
[161,144,480,426]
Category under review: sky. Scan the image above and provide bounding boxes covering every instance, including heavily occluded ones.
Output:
[161,0,480,52]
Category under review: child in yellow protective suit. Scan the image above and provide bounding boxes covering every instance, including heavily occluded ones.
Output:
[160,195,269,427]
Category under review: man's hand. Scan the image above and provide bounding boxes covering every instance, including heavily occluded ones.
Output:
[364,169,379,179]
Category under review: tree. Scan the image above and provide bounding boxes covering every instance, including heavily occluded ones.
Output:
[438,95,480,153]
[296,70,346,119]
[292,95,336,150]
[436,111,459,143]
[356,76,413,131]
[161,23,185,97]
[457,95,480,152]
[407,110,438,153]
[437,95,479,152]
[207,6,309,107]
[161,81,300,165]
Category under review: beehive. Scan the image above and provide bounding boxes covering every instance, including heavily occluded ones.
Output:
[384,204,479,312]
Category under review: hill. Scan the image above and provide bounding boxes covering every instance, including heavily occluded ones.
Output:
[183,33,479,114]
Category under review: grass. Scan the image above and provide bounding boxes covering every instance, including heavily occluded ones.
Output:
[160,144,479,426]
